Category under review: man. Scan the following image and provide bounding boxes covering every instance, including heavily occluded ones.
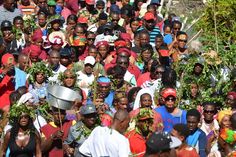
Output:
[144,131,182,157]
[0,0,22,24]
[41,107,75,157]
[77,56,95,96]
[200,102,219,155]
[87,12,108,33]
[48,50,67,83]
[64,104,98,157]
[17,53,29,71]
[155,88,187,132]
[126,108,155,157]
[0,20,19,55]
[171,124,199,157]
[60,47,72,68]
[186,109,207,157]
[110,11,126,36]
[138,12,161,46]
[79,109,131,157]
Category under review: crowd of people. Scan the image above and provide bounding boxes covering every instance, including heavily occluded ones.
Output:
[0,0,235,156]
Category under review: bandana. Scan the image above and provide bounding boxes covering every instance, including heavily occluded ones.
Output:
[73,36,86,46]
[114,40,126,48]
[96,41,109,48]
[1,53,15,65]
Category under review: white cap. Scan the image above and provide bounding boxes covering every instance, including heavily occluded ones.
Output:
[84,56,96,66]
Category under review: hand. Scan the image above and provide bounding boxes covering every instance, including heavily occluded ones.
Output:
[6,68,15,77]
[65,147,74,156]
[51,130,64,140]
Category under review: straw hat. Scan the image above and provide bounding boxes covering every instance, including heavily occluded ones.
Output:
[202,50,222,65]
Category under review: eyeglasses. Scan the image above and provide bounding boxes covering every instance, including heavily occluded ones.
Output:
[165,97,176,102]
[203,110,215,114]
[178,39,187,43]
[87,38,95,41]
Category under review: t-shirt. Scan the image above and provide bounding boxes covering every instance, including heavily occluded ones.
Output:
[76,71,95,96]
[79,126,131,157]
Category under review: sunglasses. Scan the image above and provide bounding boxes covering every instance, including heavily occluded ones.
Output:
[165,97,176,102]
[204,110,215,114]
[87,38,95,41]
[146,20,155,23]
[178,39,187,43]
[118,61,128,65]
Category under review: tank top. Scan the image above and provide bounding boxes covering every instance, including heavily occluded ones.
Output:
[9,133,36,157]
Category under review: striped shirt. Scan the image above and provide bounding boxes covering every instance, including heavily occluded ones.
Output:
[137,26,161,45]
[18,2,37,16]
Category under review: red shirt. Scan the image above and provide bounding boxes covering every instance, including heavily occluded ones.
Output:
[125,130,146,157]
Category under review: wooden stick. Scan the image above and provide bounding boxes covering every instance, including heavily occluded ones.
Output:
[56,99,63,131]
[187,29,203,46]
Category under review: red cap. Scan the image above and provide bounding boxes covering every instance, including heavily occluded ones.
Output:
[162,88,177,98]
[144,12,155,21]
[117,47,131,56]
[1,53,15,65]
[77,17,88,24]
[96,41,109,48]
[120,33,132,41]
[159,49,169,57]
[86,0,95,5]
[32,28,43,42]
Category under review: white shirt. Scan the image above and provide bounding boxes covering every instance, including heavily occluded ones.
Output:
[76,71,95,96]
[79,126,131,157]
[48,64,67,83]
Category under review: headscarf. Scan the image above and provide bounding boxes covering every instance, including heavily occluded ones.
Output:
[32,29,43,42]
[218,109,232,124]
[133,88,155,110]
[1,53,15,65]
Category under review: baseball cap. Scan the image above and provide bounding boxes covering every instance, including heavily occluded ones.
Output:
[80,104,97,115]
[86,0,95,5]
[1,53,15,65]
[146,132,182,153]
[84,56,96,66]
[162,88,177,99]
[144,12,155,21]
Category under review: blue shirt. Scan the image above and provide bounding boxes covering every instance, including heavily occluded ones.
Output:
[14,67,27,90]
[87,90,115,107]
[155,106,187,132]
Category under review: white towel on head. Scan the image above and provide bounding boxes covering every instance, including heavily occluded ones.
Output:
[133,88,155,110]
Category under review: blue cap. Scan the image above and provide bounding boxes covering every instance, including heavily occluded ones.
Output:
[97,76,111,84]
[80,104,97,115]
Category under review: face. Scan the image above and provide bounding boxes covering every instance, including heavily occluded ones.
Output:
[48,5,55,15]
[96,4,104,12]
[145,19,155,31]
[164,26,172,35]
[83,113,97,129]
[88,48,97,58]
[36,72,45,84]
[117,57,129,69]
[38,14,47,27]
[164,96,176,109]
[111,14,120,27]
[172,23,181,35]
[56,0,64,7]
[2,28,13,42]
[53,110,66,126]
[30,56,39,63]
[187,116,199,132]
[63,71,76,87]
[14,19,24,30]
[171,129,184,142]
[87,34,96,46]
[60,56,71,67]
[155,37,163,49]
[140,33,150,47]
[131,21,140,33]
[33,38,43,46]
[19,114,30,127]
[74,26,85,37]
[194,65,203,75]
[67,19,76,29]
[98,84,110,98]
[221,115,232,129]
[38,0,47,8]
[18,56,29,71]
[4,0,15,11]
[141,50,152,62]
[52,22,60,31]
[117,97,128,110]
[98,45,108,59]
[138,118,153,135]
[226,95,236,108]
[140,94,152,108]
[203,105,215,122]
[84,64,94,75]
[50,52,60,67]
[177,34,188,49]
[190,83,198,97]
[150,67,165,80]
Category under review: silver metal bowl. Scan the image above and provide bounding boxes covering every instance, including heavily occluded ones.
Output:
[47,85,82,110]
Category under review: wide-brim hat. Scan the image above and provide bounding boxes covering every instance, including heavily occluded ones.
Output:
[48,31,67,47]
[202,50,222,65]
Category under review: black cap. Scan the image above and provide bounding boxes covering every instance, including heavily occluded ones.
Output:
[1,20,12,29]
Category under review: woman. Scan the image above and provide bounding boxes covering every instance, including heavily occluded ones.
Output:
[1,104,41,157]
[27,62,53,103]
[130,17,141,40]
[136,44,154,72]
